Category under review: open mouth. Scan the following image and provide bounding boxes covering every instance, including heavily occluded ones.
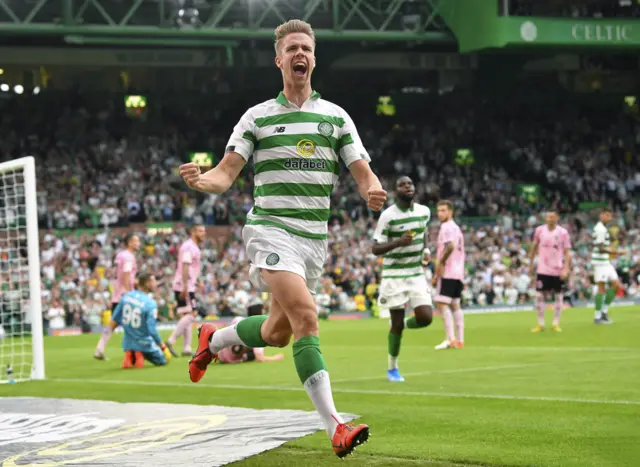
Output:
[293,62,307,76]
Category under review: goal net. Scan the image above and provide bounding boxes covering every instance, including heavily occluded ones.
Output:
[0,156,44,382]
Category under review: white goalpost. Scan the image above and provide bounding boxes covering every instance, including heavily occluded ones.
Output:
[0,156,44,382]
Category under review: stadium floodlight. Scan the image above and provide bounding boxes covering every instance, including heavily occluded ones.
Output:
[13,85,23,95]
[0,156,45,383]
[175,0,200,28]
[0,84,8,92]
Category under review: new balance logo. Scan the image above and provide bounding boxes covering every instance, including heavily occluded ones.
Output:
[273,126,286,133]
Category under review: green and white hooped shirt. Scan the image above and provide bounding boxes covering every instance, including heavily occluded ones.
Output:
[226,91,370,241]
[373,203,431,279]
[591,221,611,266]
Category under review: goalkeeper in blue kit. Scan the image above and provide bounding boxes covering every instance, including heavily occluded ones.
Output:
[110,273,172,368]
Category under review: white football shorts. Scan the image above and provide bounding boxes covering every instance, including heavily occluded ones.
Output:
[242,224,327,294]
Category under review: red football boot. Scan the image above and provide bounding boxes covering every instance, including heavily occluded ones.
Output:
[332,423,370,458]
[134,351,145,368]
[121,351,134,369]
[188,324,217,383]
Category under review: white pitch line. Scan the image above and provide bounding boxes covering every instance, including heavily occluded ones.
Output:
[330,354,638,384]
[479,345,640,352]
[330,363,539,384]
[326,345,640,352]
[47,377,640,407]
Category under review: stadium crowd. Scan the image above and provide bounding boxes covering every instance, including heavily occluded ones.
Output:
[1,86,639,331]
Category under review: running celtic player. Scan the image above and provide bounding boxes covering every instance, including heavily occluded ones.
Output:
[591,208,621,324]
[372,176,433,382]
[179,19,387,458]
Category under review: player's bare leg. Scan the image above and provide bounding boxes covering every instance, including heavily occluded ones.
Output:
[594,282,613,324]
[532,292,546,332]
[387,308,405,382]
[552,293,563,331]
[94,327,113,359]
[450,300,464,347]
[600,279,619,324]
[181,313,195,356]
[261,270,369,458]
[189,287,293,382]
[167,307,193,357]
[389,304,433,380]
[435,301,456,349]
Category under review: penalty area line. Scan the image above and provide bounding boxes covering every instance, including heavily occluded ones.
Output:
[48,378,640,407]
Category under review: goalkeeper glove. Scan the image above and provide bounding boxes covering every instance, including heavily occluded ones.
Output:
[160,343,172,362]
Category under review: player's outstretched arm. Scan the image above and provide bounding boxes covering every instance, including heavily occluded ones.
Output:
[179,152,246,194]
[348,160,386,211]
[255,353,285,362]
[146,308,164,348]
[147,307,172,360]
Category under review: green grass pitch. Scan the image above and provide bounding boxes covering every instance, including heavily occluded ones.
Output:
[2,306,640,467]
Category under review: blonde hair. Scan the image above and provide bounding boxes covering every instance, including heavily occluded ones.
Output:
[274,19,315,53]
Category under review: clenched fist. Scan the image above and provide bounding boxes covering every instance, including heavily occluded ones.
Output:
[396,231,415,247]
[179,163,204,190]
[367,188,387,211]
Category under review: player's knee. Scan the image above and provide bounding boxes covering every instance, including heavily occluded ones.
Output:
[292,311,319,337]
[264,330,291,348]
[279,300,318,336]
[414,307,433,327]
[262,318,293,348]
[389,320,404,334]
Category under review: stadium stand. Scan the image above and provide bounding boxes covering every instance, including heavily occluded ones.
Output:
[1,83,638,330]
